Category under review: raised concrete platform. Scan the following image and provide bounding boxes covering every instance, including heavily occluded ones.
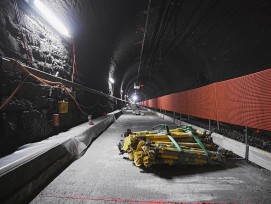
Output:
[0,110,123,204]
[30,109,271,203]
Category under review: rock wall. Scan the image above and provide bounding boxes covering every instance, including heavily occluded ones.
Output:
[0,0,88,156]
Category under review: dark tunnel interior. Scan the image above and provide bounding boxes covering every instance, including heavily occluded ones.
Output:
[1,0,271,155]
[24,0,271,99]
[1,1,271,203]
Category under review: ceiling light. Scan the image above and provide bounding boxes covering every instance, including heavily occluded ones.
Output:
[34,0,71,37]
[132,95,138,102]
[109,77,115,84]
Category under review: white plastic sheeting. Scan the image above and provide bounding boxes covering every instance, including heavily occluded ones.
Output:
[0,110,121,175]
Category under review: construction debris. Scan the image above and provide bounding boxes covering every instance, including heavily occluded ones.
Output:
[118,124,224,168]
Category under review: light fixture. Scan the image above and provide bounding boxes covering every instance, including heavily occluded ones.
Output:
[34,0,71,37]
[109,77,115,84]
[132,95,138,102]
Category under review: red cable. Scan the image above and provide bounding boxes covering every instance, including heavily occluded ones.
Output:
[10,59,90,116]
[0,75,29,111]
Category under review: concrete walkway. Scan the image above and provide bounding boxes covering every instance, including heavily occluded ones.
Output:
[31,110,271,203]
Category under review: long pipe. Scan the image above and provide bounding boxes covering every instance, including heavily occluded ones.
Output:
[137,0,152,81]
[1,57,127,102]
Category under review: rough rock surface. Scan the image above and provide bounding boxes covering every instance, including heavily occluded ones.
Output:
[0,1,115,157]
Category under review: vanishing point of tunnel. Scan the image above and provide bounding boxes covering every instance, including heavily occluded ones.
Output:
[0,0,271,203]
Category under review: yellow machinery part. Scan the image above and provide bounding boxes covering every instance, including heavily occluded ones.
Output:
[133,151,143,167]
[120,126,219,168]
[128,152,134,160]
[123,137,131,151]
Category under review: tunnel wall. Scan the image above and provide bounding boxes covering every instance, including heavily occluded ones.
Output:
[0,1,87,156]
[140,68,271,131]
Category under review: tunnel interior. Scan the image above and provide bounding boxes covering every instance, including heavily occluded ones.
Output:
[1,0,271,155]
[0,1,271,203]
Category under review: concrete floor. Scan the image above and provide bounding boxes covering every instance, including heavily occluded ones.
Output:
[31,110,271,204]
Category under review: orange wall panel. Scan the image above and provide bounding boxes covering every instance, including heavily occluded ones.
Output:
[187,84,217,119]
[216,69,271,130]
[140,68,271,131]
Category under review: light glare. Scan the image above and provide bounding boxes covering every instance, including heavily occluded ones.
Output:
[132,95,138,102]
[34,0,71,37]
[109,77,115,84]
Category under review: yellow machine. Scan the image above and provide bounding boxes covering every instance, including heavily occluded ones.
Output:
[118,124,223,168]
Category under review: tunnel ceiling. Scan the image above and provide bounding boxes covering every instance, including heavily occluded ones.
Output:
[43,0,271,101]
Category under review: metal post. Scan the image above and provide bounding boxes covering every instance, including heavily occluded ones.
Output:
[217,121,220,130]
[245,126,249,161]
[173,112,176,124]
[208,119,211,131]
[0,54,2,104]
[180,113,182,125]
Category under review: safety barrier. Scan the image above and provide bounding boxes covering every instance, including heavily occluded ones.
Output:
[0,110,123,204]
[148,108,271,171]
[140,68,271,131]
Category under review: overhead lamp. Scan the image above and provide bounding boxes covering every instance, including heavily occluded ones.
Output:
[34,0,71,38]
[109,77,115,84]
[132,95,138,102]
[134,82,140,90]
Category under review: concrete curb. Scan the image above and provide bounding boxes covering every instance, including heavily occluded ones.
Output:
[0,110,123,204]
[147,108,271,171]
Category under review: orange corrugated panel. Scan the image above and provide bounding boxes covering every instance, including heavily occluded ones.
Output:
[148,98,157,108]
[187,84,217,120]
[140,68,271,131]
[174,91,189,115]
[157,94,175,111]
[146,100,150,107]
[216,68,271,131]
[157,96,163,110]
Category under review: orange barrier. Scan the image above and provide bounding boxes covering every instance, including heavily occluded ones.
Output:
[140,68,271,131]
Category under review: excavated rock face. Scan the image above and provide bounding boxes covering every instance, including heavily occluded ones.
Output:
[0,0,114,156]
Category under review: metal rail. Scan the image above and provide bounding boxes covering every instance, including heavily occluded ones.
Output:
[1,57,127,102]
